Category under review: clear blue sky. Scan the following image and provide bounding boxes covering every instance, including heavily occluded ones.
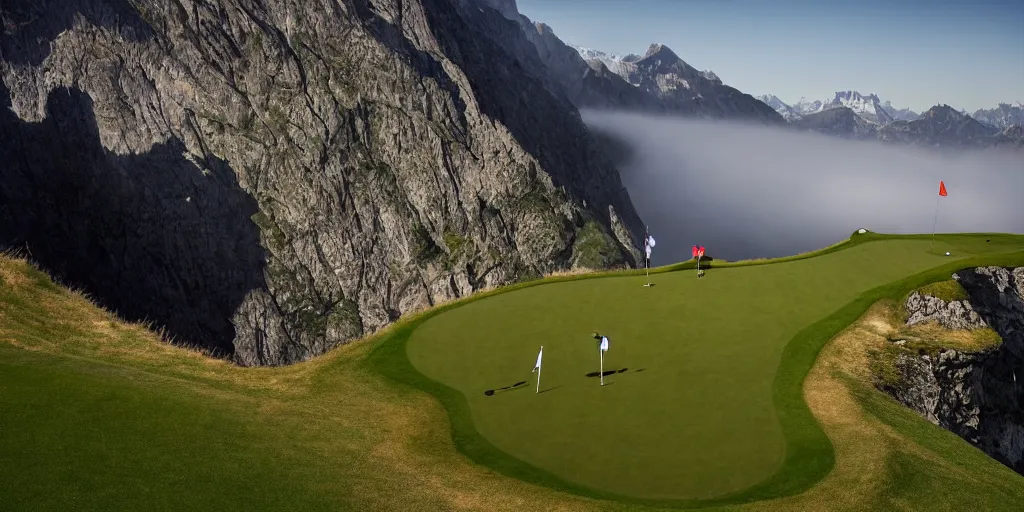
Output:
[516,0,1024,112]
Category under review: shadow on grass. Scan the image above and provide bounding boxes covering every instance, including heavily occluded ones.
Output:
[585,368,628,377]
[484,381,529,396]
[538,385,564,394]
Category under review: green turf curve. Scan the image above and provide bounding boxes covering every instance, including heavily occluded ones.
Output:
[367,232,1024,508]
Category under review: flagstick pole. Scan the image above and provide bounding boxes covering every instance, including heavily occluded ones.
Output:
[536,362,541,394]
[931,192,939,251]
[600,347,604,386]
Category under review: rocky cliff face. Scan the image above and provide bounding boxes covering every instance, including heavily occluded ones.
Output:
[0,0,644,365]
[904,291,989,330]
[881,267,1024,474]
[469,0,658,112]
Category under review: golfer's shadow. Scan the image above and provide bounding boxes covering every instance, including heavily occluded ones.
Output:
[483,381,529,396]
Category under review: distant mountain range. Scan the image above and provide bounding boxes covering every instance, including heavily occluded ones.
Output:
[790,104,1017,149]
[881,101,921,123]
[755,92,1021,148]
[759,92,911,124]
[573,46,722,89]
[972,103,1024,130]
[561,43,780,122]
[879,105,1001,147]
[791,107,879,139]
[567,43,1019,149]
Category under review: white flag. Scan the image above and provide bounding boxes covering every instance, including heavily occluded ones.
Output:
[647,236,656,248]
[532,346,543,372]
[600,336,609,352]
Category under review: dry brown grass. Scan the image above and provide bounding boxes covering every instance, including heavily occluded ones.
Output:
[735,303,898,511]
[744,299,1021,512]
[545,267,600,278]
[0,259,30,287]
[896,322,1002,352]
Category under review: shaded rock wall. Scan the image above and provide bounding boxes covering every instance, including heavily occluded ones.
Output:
[0,80,264,357]
[0,0,643,365]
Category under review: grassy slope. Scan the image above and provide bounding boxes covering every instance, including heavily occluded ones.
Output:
[1,233,1023,511]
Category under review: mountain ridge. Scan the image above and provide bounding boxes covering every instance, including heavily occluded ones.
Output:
[561,41,783,123]
[973,102,1024,130]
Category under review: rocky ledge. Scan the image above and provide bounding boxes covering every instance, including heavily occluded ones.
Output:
[904,291,988,330]
[878,267,1024,474]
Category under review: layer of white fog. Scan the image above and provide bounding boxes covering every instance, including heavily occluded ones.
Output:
[583,110,1024,265]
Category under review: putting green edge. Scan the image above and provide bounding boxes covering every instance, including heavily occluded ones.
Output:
[365,232,1024,508]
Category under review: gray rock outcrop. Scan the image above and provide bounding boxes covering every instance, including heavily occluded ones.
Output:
[0,0,644,365]
[880,267,1024,474]
[904,291,989,330]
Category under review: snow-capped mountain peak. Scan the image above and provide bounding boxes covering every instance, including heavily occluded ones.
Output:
[972,102,1024,129]
[793,97,824,114]
[825,91,893,125]
[759,92,923,125]
[700,69,722,85]
[761,91,911,125]
[572,44,724,91]
[571,46,635,78]
[756,95,802,121]
[643,43,678,61]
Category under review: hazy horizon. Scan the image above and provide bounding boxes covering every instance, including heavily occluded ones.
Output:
[582,110,1024,263]
[519,0,1024,113]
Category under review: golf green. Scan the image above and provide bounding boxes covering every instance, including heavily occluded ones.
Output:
[405,235,1024,501]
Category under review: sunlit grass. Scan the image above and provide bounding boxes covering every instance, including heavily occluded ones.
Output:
[2,234,1023,511]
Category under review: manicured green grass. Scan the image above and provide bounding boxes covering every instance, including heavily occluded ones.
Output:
[384,233,1024,505]
[3,233,1024,511]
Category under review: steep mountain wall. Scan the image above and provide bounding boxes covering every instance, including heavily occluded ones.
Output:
[0,0,643,365]
[881,267,1024,474]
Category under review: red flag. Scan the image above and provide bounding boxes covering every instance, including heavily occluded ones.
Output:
[691,245,698,258]
[698,246,705,258]
[939,181,947,197]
